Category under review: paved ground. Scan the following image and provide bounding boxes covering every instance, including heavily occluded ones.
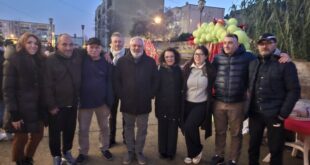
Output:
[0,103,304,165]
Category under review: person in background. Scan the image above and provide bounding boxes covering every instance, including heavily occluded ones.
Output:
[155,48,182,160]
[3,32,45,165]
[76,37,114,164]
[107,32,126,147]
[181,45,216,164]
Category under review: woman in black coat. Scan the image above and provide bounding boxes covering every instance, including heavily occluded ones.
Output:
[181,45,216,164]
[3,32,45,165]
[155,48,183,160]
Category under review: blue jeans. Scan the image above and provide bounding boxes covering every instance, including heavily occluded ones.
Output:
[0,101,4,128]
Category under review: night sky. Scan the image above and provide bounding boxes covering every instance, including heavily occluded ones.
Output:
[0,0,237,37]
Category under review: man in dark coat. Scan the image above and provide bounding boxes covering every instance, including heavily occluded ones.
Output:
[44,34,82,165]
[246,33,300,165]
[107,32,126,147]
[114,36,158,165]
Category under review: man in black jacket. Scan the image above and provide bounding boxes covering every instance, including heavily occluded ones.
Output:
[44,34,82,165]
[114,36,158,165]
[246,33,300,165]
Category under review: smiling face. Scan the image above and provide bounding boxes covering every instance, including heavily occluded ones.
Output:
[25,36,39,55]
[193,48,207,66]
[164,51,175,66]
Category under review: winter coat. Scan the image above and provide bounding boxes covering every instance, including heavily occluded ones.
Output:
[3,52,45,133]
[245,54,300,118]
[114,52,158,115]
[44,50,82,111]
[213,45,256,103]
[155,65,183,120]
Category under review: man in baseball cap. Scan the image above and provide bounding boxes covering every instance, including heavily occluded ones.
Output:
[257,33,277,44]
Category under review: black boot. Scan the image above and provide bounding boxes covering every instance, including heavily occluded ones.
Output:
[15,160,23,165]
[23,157,33,165]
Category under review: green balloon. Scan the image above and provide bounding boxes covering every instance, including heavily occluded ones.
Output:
[193,30,199,37]
[219,31,227,42]
[205,34,212,42]
[233,30,249,44]
[227,18,238,25]
[194,38,199,44]
[227,25,239,33]
[243,42,251,50]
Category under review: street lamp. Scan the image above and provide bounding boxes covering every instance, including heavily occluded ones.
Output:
[198,0,206,26]
[81,24,85,47]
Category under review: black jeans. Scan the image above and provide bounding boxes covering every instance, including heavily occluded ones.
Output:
[48,107,77,156]
[183,101,207,158]
[109,98,125,142]
[248,113,285,165]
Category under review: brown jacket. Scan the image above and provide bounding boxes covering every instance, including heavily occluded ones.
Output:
[44,50,82,111]
[2,52,45,132]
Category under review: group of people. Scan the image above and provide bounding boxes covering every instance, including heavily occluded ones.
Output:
[0,30,301,165]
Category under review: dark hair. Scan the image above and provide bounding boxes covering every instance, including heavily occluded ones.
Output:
[16,32,42,56]
[158,47,181,65]
[187,45,209,65]
[183,45,211,77]
[225,33,238,41]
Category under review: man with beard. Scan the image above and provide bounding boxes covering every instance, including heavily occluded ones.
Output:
[246,33,300,165]
[114,36,158,165]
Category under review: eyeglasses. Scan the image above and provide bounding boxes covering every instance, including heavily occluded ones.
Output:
[194,53,205,56]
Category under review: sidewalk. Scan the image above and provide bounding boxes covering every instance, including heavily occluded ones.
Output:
[0,107,304,165]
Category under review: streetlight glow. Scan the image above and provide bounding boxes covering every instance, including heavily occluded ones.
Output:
[154,16,162,24]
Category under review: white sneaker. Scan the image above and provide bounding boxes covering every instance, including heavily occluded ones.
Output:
[184,157,192,164]
[0,132,6,141]
[192,151,202,164]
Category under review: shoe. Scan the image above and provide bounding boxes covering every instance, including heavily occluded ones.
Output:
[53,156,62,165]
[184,157,192,164]
[159,153,167,159]
[227,160,237,165]
[101,150,113,161]
[109,140,116,148]
[0,132,6,141]
[63,151,76,164]
[136,152,147,165]
[122,151,134,164]
[23,157,33,165]
[76,154,88,164]
[192,151,202,164]
[211,155,225,165]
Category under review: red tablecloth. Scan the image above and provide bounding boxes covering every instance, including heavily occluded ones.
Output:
[285,117,310,135]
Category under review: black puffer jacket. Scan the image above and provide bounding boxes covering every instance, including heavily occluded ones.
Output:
[245,54,300,118]
[213,45,256,103]
[155,65,183,120]
[3,52,45,133]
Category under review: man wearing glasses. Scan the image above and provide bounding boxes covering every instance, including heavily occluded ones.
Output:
[246,33,300,165]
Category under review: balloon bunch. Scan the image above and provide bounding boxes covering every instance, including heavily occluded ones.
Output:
[192,18,251,51]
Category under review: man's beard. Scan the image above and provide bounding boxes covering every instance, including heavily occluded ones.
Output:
[131,50,143,59]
